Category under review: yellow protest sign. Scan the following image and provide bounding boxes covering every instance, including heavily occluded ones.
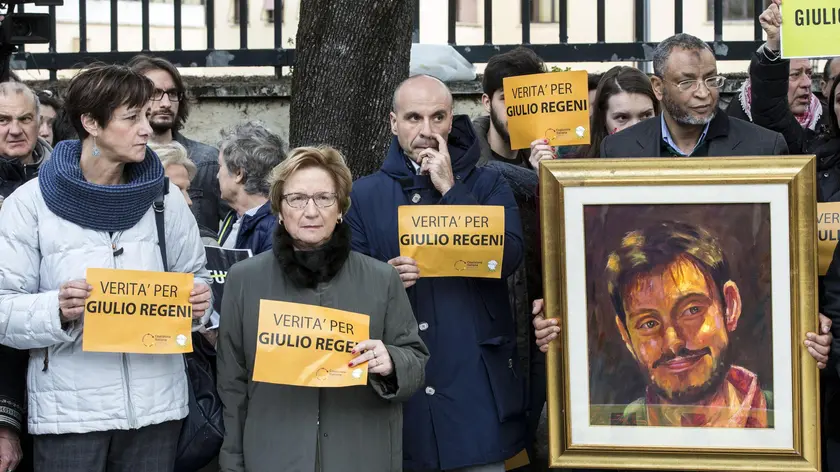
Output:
[503,70,590,150]
[83,268,194,354]
[504,449,530,470]
[399,205,505,279]
[253,300,370,387]
[781,1,840,58]
[818,202,840,275]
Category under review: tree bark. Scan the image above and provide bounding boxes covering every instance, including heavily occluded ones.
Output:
[290,0,413,179]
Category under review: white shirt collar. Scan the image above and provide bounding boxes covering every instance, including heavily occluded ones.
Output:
[244,204,263,217]
[409,159,421,174]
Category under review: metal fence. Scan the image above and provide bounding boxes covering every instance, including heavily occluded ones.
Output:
[14,0,766,80]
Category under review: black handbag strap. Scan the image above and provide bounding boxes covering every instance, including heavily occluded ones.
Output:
[154,178,191,365]
[154,177,170,271]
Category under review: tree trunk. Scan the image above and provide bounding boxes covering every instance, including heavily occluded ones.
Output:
[290,0,413,179]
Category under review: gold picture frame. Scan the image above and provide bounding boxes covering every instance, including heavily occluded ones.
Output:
[539,156,820,471]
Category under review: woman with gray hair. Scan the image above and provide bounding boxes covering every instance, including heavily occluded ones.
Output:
[216,121,286,255]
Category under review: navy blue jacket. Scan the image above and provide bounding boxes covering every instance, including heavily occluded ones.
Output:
[218,201,276,255]
[346,115,527,470]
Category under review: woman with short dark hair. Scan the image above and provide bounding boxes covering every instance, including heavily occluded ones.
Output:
[0,63,213,472]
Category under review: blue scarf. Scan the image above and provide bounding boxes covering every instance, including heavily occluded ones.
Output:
[39,140,165,232]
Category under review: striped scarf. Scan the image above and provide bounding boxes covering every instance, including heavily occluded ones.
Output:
[39,140,164,231]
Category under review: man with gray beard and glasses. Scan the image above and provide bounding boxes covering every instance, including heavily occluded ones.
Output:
[598,33,788,158]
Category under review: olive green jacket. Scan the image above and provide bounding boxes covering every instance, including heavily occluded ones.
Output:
[217,251,429,472]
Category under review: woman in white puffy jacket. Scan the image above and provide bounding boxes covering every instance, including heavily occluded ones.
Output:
[0,64,212,472]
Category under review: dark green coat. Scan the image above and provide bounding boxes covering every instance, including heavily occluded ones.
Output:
[217,251,429,472]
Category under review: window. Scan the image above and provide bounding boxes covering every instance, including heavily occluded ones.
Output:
[455,0,478,24]
[531,0,558,23]
[71,37,91,52]
[707,0,756,21]
[125,0,206,5]
[232,0,248,24]
[263,0,282,23]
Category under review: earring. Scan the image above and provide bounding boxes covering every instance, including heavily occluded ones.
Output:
[337,215,343,224]
[92,136,101,157]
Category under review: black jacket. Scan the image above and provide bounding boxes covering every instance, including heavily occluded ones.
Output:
[0,347,27,433]
[472,115,546,456]
[0,138,51,200]
[816,139,840,202]
[729,50,829,155]
[0,158,36,199]
[600,111,788,157]
[174,133,231,235]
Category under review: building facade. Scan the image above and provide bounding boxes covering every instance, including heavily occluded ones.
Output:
[16,0,767,79]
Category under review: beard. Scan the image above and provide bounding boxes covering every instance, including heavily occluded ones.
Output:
[646,345,732,405]
[150,113,177,134]
[490,106,511,145]
[661,88,717,126]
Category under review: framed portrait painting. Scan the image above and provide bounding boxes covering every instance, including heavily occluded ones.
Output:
[539,156,820,471]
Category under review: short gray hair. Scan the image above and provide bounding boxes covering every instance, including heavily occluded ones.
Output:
[0,82,40,118]
[652,34,714,78]
[218,121,287,197]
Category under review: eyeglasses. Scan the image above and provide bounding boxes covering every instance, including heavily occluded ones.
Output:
[282,192,338,209]
[151,88,182,102]
[666,76,726,93]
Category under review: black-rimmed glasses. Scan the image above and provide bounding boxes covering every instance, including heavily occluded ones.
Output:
[151,88,183,102]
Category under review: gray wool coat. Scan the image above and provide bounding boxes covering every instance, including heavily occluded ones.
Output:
[217,250,429,472]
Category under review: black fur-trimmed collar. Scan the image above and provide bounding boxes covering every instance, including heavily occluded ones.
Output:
[273,222,352,288]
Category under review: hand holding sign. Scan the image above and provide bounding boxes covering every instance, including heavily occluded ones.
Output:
[388,256,420,288]
[189,282,212,319]
[759,0,782,52]
[59,279,93,323]
[419,134,455,195]
[529,138,555,171]
[350,340,393,377]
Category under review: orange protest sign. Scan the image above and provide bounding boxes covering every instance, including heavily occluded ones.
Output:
[818,202,840,275]
[253,300,371,387]
[82,268,194,354]
[503,70,590,150]
[399,205,505,279]
[505,449,530,470]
